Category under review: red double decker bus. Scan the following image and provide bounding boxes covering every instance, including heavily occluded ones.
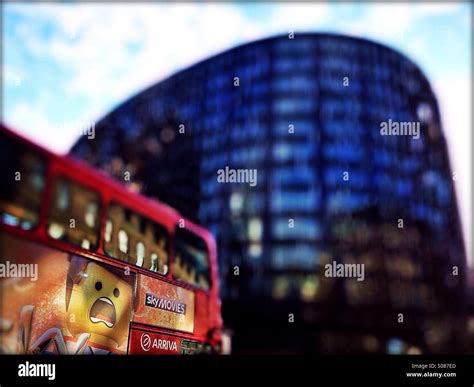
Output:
[0,124,224,355]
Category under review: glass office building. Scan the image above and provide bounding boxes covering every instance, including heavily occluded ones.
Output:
[71,33,467,353]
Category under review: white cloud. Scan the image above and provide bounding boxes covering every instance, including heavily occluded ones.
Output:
[342,4,416,41]
[433,78,472,263]
[8,4,270,132]
[3,65,25,87]
[412,2,464,16]
[344,3,465,42]
[269,3,331,31]
[5,100,71,154]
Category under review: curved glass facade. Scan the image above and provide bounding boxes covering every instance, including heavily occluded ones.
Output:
[71,33,466,353]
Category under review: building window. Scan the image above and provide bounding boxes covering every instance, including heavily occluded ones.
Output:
[272,217,321,240]
[248,217,263,242]
[417,102,432,123]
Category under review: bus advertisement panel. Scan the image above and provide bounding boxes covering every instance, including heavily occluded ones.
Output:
[0,233,135,355]
[133,274,195,334]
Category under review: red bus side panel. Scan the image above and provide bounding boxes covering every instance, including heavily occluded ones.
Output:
[128,329,181,354]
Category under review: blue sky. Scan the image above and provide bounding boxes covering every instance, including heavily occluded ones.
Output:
[2,2,472,261]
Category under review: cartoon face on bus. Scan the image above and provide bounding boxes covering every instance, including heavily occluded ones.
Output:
[11,254,136,355]
[65,256,133,351]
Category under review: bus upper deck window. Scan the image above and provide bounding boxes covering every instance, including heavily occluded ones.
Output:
[0,131,46,230]
[150,253,158,272]
[136,241,145,267]
[85,203,98,228]
[104,220,113,242]
[57,181,69,210]
[47,178,100,251]
[155,235,169,275]
[104,202,169,275]
[118,230,129,254]
[173,228,211,291]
